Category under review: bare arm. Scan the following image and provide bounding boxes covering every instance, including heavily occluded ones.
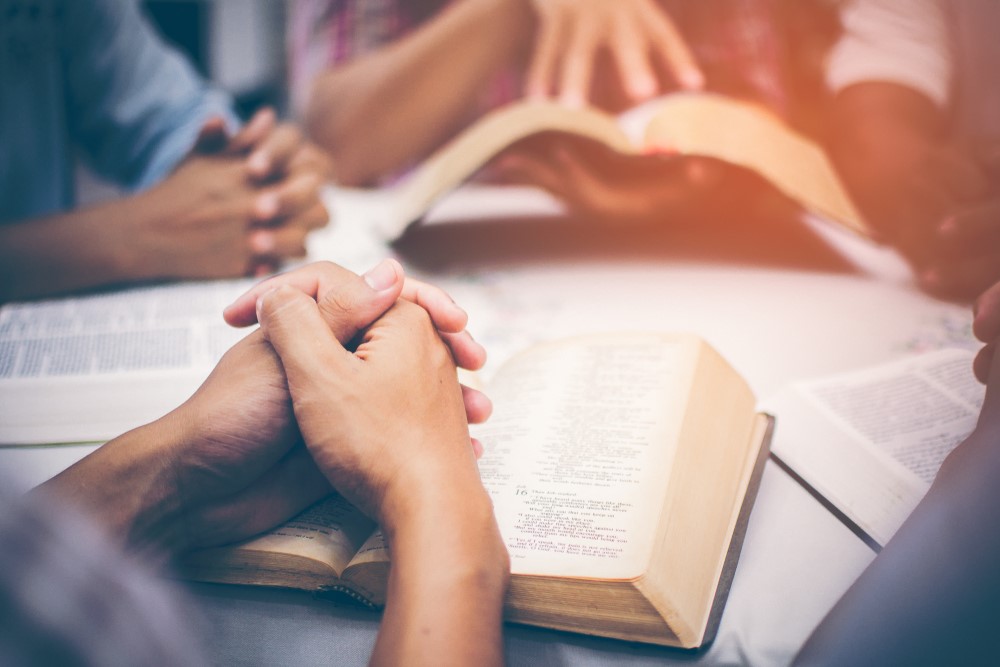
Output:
[828,82,951,245]
[257,285,509,666]
[305,0,533,186]
[828,83,1000,298]
[372,474,508,667]
[0,127,331,303]
[0,196,152,302]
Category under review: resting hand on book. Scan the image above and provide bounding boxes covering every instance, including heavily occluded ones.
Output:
[885,143,998,300]
[919,145,1000,299]
[524,0,703,107]
[493,135,729,225]
[829,84,1000,300]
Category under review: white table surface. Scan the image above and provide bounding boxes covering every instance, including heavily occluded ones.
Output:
[0,186,977,665]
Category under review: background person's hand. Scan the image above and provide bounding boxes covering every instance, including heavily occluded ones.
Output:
[187,108,334,276]
[524,0,703,107]
[839,138,998,300]
[828,86,998,301]
[133,152,281,279]
[491,134,729,225]
[193,108,335,183]
[136,151,327,279]
[914,143,1000,299]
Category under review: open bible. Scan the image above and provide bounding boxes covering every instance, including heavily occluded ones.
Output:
[362,92,868,240]
[765,349,982,549]
[0,279,250,445]
[181,333,772,648]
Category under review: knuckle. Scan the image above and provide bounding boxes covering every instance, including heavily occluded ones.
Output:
[259,284,306,319]
[394,299,433,328]
[320,287,362,320]
[311,260,351,283]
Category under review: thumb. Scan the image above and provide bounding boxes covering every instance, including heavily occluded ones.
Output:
[316,259,405,344]
[224,260,406,339]
[257,285,353,385]
[229,107,277,155]
[192,116,230,154]
[684,157,725,190]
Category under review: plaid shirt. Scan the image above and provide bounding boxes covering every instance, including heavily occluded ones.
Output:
[287,0,803,119]
[288,0,449,116]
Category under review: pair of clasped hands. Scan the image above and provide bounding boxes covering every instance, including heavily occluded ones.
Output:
[43,260,495,559]
[149,107,332,280]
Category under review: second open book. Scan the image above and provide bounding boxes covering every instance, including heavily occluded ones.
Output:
[765,348,982,549]
[182,333,772,649]
[366,92,868,239]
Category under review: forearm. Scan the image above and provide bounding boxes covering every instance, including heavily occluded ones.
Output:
[828,83,948,242]
[0,194,160,302]
[305,0,533,186]
[31,417,187,560]
[373,478,509,667]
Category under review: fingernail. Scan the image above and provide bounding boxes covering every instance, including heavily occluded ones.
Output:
[526,87,548,102]
[255,193,279,219]
[472,439,485,459]
[687,161,706,183]
[643,144,677,156]
[681,69,705,90]
[250,231,275,254]
[363,259,398,291]
[255,287,277,322]
[248,151,270,175]
[630,75,657,99]
[558,92,585,109]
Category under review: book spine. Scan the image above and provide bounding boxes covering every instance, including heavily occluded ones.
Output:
[315,584,380,610]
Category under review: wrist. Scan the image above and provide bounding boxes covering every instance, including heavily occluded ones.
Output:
[34,416,190,559]
[103,187,173,283]
[380,461,509,579]
[379,456,491,537]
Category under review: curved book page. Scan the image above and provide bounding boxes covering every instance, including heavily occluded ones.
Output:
[643,94,867,237]
[379,93,868,239]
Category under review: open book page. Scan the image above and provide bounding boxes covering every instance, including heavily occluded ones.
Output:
[642,94,867,236]
[766,349,981,547]
[376,93,866,241]
[384,102,631,239]
[471,333,698,579]
[0,280,252,445]
[232,496,376,576]
[344,530,388,569]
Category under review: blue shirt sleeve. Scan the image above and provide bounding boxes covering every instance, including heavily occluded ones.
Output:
[61,0,240,191]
